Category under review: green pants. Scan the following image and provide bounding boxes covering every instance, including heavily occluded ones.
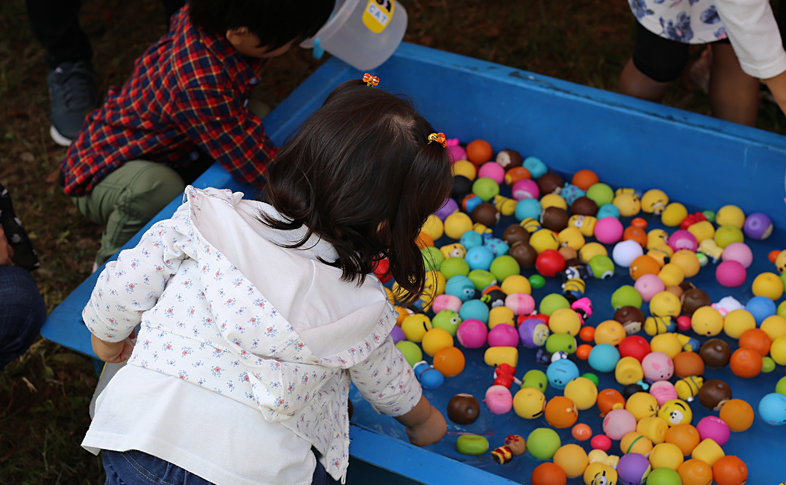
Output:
[72,161,186,265]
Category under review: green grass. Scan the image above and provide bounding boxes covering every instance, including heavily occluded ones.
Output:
[1,0,784,483]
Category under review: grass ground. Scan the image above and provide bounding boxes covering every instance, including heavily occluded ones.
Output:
[1,0,784,483]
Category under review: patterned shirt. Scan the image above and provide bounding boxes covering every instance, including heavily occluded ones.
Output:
[61,7,277,196]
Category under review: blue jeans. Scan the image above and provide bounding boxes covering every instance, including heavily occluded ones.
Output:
[102,449,337,485]
[0,265,47,368]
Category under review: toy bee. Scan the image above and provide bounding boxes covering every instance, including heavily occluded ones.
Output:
[439,243,466,260]
[492,195,517,216]
[491,445,513,464]
[675,376,704,402]
[644,316,676,336]
[472,222,493,239]
[699,239,724,263]
[614,187,639,197]
[561,277,586,302]
[519,217,542,233]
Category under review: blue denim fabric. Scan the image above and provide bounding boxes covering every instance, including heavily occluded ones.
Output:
[0,265,46,368]
[102,449,337,485]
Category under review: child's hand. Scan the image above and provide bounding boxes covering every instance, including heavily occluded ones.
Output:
[91,334,134,363]
[405,404,447,447]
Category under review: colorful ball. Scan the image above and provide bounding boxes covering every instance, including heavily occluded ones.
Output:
[695,416,730,446]
[591,434,612,452]
[678,459,714,485]
[589,343,621,373]
[665,423,701,456]
[527,427,562,460]
[432,346,465,377]
[716,260,746,288]
[646,467,682,485]
[759,392,786,425]
[531,463,567,485]
[395,341,422,367]
[572,423,593,441]
[603,408,638,440]
[617,452,652,484]
[711,456,748,485]
[649,442,684,470]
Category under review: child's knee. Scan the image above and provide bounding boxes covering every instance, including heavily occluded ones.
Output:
[126,164,186,219]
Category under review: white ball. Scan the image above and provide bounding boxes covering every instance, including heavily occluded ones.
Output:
[611,240,644,268]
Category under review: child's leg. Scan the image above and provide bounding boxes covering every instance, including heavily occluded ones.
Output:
[72,161,185,266]
[708,42,760,127]
[102,449,214,484]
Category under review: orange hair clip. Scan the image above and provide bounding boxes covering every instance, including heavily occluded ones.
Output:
[428,132,446,147]
[363,73,380,86]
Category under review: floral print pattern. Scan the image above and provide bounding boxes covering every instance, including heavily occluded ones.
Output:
[628,0,729,43]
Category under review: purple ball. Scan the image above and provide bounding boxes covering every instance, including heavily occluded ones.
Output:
[390,325,405,344]
[518,318,550,348]
[743,212,773,240]
[617,453,651,485]
[434,198,459,221]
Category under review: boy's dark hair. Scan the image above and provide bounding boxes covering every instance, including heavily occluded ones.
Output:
[189,0,334,49]
[260,80,453,304]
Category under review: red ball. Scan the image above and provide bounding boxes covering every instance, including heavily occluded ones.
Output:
[576,344,593,360]
[535,249,566,277]
[618,335,651,362]
[371,257,391,283]
[712,456,748,485]
[532,313,550,325]
[591,434,612,451]
[676,315,692,332]
[531,463,567,485]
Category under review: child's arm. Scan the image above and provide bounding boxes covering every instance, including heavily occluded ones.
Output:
[763,71,786,117]
[394,394,447,447]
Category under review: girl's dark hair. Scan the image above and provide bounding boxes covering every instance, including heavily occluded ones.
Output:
[260,80,453,304]
[189,0,334,50]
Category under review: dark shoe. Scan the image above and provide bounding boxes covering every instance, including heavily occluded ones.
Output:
[0,183,40,271]
[47,61,98,147]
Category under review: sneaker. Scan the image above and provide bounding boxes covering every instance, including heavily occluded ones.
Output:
[47,61,98,147]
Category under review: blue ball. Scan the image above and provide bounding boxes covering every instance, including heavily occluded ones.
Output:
[515,198,542,222]
[523,156,547,179]
[758,392,786,425]
[484,237,510,256]
[458,299,490,324]
[465,246,495,271]
[414,363,445,389]
[746,296,777,325]
[460,230,484,250]
[597,203,621,220]
[546,359,579,390]
[463,194,483,215]
[445,275,476,302]
[588,343,621,373]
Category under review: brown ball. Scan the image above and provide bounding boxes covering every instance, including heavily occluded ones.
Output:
[537,173,564,195]
[509,241,538,268]
[614,306,646,334]
[541,206,569,232]
[681,288,711,316]
[570,196,599,217]
[504,434,527,455]
[472,202,500,227]
[673,352,705,378]
[558,246,578,261]
[665,285,684,299]
[699,338,731,369]
[495,149,523,169]
[447,393,481,425]
[502,224,530,246]
[698,379,732,411]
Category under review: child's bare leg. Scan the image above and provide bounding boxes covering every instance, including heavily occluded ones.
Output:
[619,58,671,103]
[708,43,760,127]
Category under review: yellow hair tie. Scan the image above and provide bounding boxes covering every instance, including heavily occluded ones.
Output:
[428,132,446,147]
[362,73,379,86]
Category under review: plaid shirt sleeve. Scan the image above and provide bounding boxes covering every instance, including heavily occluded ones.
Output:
[175,85,277,189]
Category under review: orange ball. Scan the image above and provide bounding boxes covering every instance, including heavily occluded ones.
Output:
[678,459,714,485]
[576,344,593,361]
[729,347,763,378]
[416,232,434,249]
[597,388,625,416]
[712,456,747,485]
[504,166,531,186]
[545,396,579,428]
[466,139,493,166]
[572,423,593,441]
[768,249,782,264]
[571,169,599,191]
[579,326,596,342]
[631,217,648,230]
[432,346,465,377]
[623,226,648,248]
[719,399,755,432]
[673,351,705,378]
[665,423,701,456]
[530,462,567,485]
[629,255,661,280]
[738,328,771,357]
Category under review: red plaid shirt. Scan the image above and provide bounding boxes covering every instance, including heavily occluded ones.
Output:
[61,7,277,196]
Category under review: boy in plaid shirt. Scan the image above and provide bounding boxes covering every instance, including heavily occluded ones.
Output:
[60,0,333,269]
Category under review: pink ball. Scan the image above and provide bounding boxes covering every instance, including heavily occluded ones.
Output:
[432,294,463,314]
[478,161,506,184]
[634,273,666,302]
[485,385,513,414]
[641,351,674,381]
[505,293,535,315]
[511,179,540,201]
[649,380,678,406]
[602,409,638,440]
[446,139,466,163]
[696,416,730,446]
[457,319,488,348]
[594,217,624,244]
[676,315,692,332]
[591,434,612,451]
[668,229,698,252]
[716,260,747,287]
[721,242,754,269]
[488,323,520,347]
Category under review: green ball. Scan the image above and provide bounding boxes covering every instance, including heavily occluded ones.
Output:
[468,269,497,291]
[702,210,716,223]
[472,177,500,202]
[421,246,445,271]
[714,224,745,248]
[611,285,643,310]
[529,274,546,289]
[581,373,599,387]
[526,427,561,460]
[589,254,615,280]
[780,277,786,302]
[520,369,548,392]
[776,376,786,396]
[586,183,614,207]
[546,333,577,354]
[395,341,422,367]
[539,293,570,316]
[432,310,462,336]
[489,255,521,282]
[440,257,470,280]
[762,356,776,373]
[646,467,681,485]
[456,434,489,456]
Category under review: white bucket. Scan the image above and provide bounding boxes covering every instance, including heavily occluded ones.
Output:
[301,0,408,71]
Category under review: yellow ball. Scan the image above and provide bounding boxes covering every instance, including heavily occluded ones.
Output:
[484,346,518,367]
[647,229,670,249]
[752,272,785,300]
[616,356,645,386]
[529,229,560,254]
[714,225,745,249]
[661,202,688,227]
[559,226,586,250]
[583,463,618,485]
[650,442,685,470]
[613,192,642,217]
[723,309,756,339]
[716,205,745,229]
[451,159,477,180]
[670,250,700,278]
[400,314,432,342]
[595,320,626,346]
[564,377,598,410]
[658,263,685,287]
[488,306,515,329]
[641,189,669,215]
[549,308,582,336]
[770,336,786,365]
[691,306,724,337]
[650,291,681,318]
[650,333,683,359]
[626,392,659,421]
[444,212,473,239]
[554,444,589,478]
[501,274,531,295]
[579,242,608,264]
[540,193,568,210]
[513,387,545,419]
[621,432,654,456]
[384,287,395,305]
[421,214,444,241]
[687,220,715,243]
[761,315,786,341]
[421,328,454,356]
[638,416,669,444]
